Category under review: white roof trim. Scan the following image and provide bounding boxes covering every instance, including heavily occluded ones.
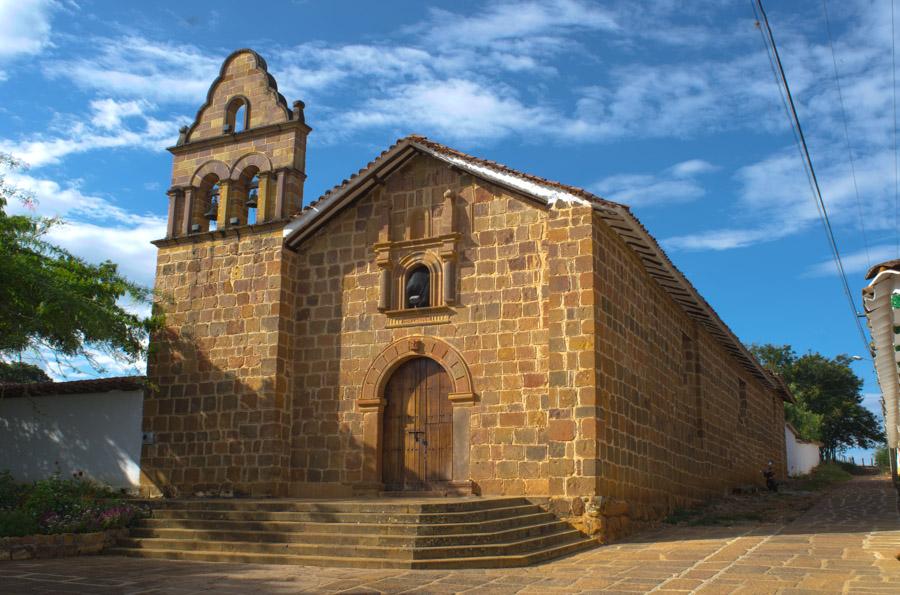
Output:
[280,139,779,390]
[411,142,591,207]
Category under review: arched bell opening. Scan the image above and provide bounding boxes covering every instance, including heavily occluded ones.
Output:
[196,173,221,232]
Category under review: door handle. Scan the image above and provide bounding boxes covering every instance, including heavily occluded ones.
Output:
[407,430,427,446]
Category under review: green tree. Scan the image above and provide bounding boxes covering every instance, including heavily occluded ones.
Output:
[874,445,891,473]
[749,344,884,460]
[0,361,50,383]
[0,153,156,374]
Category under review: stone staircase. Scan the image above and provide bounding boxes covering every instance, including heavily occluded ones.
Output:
[108,497,596,568]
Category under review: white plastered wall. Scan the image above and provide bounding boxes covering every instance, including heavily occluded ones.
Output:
[784,424,821,477]
[0,390,143,489]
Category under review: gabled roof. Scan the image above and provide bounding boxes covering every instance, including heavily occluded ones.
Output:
[283,135,782,393]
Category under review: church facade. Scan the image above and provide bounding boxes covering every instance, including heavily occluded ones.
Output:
[141,49,789,525]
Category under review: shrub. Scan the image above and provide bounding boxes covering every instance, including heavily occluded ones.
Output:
[0,471,146,537]
[0,470,24,510]
[0,509,39,537]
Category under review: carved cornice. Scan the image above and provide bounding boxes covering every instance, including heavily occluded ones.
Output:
[151,219,289,247]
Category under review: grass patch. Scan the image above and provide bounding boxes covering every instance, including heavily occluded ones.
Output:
[663,507,702,524]
[795,462,853,491]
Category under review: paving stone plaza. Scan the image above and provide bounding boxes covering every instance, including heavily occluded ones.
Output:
[1,476,898,594]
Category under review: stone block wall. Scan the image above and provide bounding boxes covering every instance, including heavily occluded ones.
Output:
[591,211,786,521]
[287,154,597,502]
[142,225,295,497]
[186,51,292,143]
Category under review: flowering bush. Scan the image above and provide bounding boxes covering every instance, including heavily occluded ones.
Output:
[0,470,147,537]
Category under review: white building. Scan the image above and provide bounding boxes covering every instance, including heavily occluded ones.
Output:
[862,260,900,484]
[784,423,821,477]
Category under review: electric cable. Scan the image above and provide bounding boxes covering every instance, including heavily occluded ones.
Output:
[751,0,872,354]
[822,0,871,269]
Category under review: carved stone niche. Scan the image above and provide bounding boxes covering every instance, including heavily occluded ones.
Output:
[374,189,461,328]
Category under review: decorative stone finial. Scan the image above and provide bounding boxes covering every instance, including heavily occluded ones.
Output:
[176,126,189,146]
[293,100,306,123]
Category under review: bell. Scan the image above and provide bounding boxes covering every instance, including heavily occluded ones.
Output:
[203,200,218,221]
[245,189,258,209]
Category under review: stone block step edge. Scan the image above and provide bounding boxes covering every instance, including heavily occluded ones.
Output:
[104,537,595,569]
[128,519,571,545]
[116,528,587,559]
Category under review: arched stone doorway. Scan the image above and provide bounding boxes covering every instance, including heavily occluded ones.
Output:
[382,357,452,491]
[357,337,476,494]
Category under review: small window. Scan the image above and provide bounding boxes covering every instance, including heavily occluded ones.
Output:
[224,97,249,134]
[405,266,430,308]
[234,104,247,132]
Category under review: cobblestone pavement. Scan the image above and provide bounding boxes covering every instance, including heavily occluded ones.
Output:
[1,476,898,594]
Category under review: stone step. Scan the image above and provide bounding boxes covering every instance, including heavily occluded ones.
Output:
[114,497,596,568]
[147,503,543,524]
[135,511,558,536]
[117,529,584,560]
[106,536,594,569]
[128,518,570,547]
[143,496,530,514]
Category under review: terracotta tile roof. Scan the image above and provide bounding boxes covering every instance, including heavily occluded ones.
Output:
[283,135,780,392]
[0,376,146,399]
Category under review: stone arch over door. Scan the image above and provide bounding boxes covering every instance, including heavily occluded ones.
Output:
[357,337,476,492]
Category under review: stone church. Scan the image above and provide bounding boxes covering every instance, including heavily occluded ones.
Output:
[141,49,789,524]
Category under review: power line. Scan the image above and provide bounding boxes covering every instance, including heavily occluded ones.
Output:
[892,0,899,257]
[751,0,871,355]
[822,0,871,269]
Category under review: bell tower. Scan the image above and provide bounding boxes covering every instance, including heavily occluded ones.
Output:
[143,49,309,498]
[163,48,310,236]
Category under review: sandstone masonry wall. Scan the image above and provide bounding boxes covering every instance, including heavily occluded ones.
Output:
[591,212,786,520]
[288,154,595,501]
[142,226,295,497]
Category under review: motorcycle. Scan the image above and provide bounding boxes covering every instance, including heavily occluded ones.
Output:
[763,461,778,492]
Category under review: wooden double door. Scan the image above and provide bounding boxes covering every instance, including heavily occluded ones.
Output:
[382,357,452,491]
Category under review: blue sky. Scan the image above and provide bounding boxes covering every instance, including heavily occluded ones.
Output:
[0,0,891,460]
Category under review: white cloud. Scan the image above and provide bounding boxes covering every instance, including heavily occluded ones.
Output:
[664,145,900,252]
[3,172,164,286]
[0,111,181,168]
[0,0,56,59]
[804,244,899,278]
[421,0,619,48]
[43,36,220,104]
[5,173,151,224]
[339,78,557,143]
[670,159,717,178]
[662,227,781,252]
[593,159,715,207]
[90,98,150,130]
[47,218,163,287]
[274,44,432,98]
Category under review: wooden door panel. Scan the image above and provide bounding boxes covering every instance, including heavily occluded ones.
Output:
[382,357,452,491]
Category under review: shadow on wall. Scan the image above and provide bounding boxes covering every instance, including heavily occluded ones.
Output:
[0,389,144,490]
[145,319,376,499]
